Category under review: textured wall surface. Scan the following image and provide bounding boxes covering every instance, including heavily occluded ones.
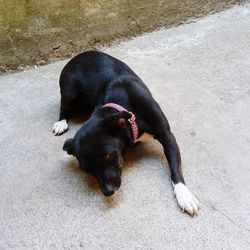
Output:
[0,0,245,73]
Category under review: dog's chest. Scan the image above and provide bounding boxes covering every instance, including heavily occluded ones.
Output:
[136,133,153,142]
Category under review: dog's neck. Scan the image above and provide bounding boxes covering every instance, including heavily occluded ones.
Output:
[102,103,138,142]
[93,106,135,148]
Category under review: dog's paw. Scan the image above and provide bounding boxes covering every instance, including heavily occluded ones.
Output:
[172,182,200,217]
[53,119,68,135]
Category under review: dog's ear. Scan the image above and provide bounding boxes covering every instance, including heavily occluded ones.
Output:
[115,111,132,128]
[104,111,132,128]
[63,138,75,156]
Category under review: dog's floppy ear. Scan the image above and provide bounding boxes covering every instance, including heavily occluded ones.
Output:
[63,138,75,156]
[104,111,132,128]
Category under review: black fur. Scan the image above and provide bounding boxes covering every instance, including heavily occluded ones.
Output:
[58,51,185,196]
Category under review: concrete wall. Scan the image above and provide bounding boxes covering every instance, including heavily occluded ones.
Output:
[0,0,244,74]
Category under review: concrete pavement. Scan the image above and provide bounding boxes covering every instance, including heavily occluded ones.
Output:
[1,3,250,249]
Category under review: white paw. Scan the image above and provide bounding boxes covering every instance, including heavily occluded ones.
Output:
[53,119,68,135]
[172,182,200,216]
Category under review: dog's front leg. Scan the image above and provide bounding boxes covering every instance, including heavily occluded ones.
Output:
[53,96,70,135]
[158,131,200,216]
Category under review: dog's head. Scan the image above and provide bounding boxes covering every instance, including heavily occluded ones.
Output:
[63,110,133,196]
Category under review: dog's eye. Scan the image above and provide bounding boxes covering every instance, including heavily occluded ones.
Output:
[103,153,112,162]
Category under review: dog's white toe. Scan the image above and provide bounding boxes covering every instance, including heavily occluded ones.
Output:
[53,119,68,135]
[172,182,200,216]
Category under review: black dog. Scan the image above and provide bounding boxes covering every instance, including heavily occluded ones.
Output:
[53,51,199,216]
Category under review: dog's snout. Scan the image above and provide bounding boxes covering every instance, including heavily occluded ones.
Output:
[106,171,117,180]
[102,184,116,196]
[101,173,121,197]
[96,166,122,196]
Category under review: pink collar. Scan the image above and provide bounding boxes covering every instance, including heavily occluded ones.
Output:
[102,103,138,142]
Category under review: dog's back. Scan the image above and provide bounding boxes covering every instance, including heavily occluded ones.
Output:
[60,51,136,92]
[59,51,148,112]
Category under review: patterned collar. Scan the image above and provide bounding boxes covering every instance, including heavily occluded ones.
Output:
[102,103,138,142]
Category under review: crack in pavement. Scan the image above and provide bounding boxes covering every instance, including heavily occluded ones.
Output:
[200,198,250,233]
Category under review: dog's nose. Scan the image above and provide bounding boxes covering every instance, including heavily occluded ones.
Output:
[102,184,117,196]
[103,189,115,196]
[103,188,115,196]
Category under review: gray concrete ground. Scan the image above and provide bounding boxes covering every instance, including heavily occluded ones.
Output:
[1,3,250,249]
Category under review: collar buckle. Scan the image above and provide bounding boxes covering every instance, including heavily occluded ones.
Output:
[128,112,135,123]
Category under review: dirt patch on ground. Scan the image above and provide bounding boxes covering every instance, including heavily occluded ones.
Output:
[0,0,245,75]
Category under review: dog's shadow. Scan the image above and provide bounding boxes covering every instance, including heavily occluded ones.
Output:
[67,158,123,208]
[66,140,167,209]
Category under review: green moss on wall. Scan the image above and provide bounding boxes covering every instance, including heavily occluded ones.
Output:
[0,0,245,74]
